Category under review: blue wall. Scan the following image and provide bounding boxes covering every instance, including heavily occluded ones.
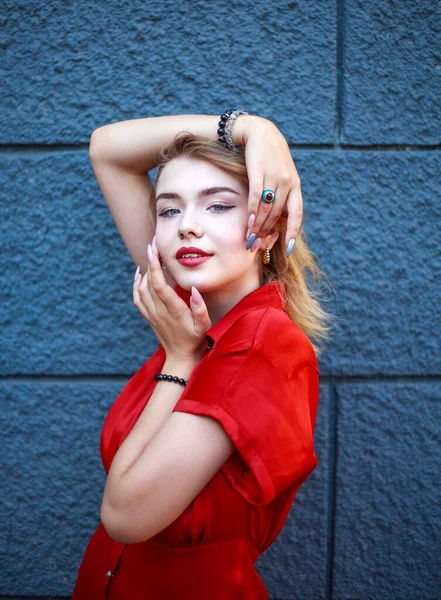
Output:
[1,1,440,598]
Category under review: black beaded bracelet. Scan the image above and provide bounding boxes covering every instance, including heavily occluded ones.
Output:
[218,108,248,153]
[217,109,235,149]
[154,373,188,387]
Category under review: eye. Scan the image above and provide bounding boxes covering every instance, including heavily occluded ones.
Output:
[209,202,234,212]
[158,208,180,218]
[158,203,234,218]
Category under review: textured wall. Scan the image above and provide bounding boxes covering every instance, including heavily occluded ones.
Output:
[1,0,440,598]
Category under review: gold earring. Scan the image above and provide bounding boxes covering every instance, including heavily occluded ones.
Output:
[263,247,271,265]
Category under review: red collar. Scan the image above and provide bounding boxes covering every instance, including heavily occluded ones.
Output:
[174,280,287,350]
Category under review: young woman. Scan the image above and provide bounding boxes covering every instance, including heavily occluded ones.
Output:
[72,112,332,599]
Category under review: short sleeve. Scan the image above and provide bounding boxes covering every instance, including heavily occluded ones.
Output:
[172,346,319,506]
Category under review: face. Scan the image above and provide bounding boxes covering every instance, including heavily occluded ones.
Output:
[154,157,263,294]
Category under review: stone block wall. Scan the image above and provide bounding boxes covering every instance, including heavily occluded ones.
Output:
[1,1,439,598]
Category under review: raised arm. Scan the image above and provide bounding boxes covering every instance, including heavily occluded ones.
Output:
[89,114,302,282]
[89,115,233,285]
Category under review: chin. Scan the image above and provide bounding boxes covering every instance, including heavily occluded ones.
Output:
[171,274,218,293]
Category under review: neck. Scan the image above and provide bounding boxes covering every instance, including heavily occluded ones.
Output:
[201,276,262,326]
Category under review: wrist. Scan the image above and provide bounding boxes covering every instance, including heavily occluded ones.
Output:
[163,356,198,379]
[231,114,252,147]
[232,115,268,146]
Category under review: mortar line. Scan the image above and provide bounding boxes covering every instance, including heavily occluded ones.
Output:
[335,0,346,147]
[326,383,339,600]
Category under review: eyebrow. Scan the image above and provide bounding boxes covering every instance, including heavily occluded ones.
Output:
[155,186,241,203]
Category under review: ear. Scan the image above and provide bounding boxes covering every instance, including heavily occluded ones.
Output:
[262,227,280,251]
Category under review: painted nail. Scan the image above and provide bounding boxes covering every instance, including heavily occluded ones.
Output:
[286,238,295,257]
[134,265,140,281]
[246,213,256,239]
[147,244,153,263]
[152,235,157,252]
[246,233,256,250]
[191,286,203,305]
[250,237,262,253]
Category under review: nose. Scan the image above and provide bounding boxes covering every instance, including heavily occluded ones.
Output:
[178,207,203,238]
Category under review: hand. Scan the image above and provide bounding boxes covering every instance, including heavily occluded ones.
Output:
[238,116,303,256]
[133,239,212,361]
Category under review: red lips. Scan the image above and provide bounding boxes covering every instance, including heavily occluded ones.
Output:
[176,246,212,259]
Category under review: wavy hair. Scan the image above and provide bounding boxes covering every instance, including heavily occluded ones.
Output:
[152,132,334,356]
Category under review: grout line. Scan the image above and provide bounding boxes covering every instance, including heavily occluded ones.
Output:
[320,375,441,383]
[1,374,440,384]
[0,143,440,157]
[325,383,339,600]
[335,0,346,146]
[0,144,90,153]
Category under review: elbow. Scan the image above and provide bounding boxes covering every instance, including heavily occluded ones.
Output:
[100,498,154,545]
[89,130,101,161]
[89,127,109,162]
[101,499,137,544]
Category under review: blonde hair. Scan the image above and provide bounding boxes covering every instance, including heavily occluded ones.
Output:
[152,132,334,356]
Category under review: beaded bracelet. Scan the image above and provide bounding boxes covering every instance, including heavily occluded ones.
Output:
[154,373,188,387]
[217,109,234,148]
[225,109,248,154]
[217,109,248,154]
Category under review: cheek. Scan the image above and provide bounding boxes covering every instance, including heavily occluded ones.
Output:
[155,221,171,238]
[213,232,243,257]
[212,215,246,244]
[214,234,251,267]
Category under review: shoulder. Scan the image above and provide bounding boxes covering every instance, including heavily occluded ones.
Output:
[255,307,318,376]
[215,307,318,378]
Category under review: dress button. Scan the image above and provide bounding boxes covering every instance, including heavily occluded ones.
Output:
[106,570,113,578]
[202,337,214,357]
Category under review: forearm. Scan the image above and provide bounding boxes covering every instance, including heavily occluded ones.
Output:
[89,113,257,174]
[102,357,198,511]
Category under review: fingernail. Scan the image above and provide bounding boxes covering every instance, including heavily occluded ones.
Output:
[286,238,295,257]
[152,235,157,252]
[246,233,256,250]
[134,265,140,281]
[246,213,256,239]
[250,237,262,253]
[147,244,153,263]
[191,286,202,305]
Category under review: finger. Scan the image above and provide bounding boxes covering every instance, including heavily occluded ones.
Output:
[254,179,290,241]
[147,243,188,320]
[139,266,158,319]
[133,268,151,322]
[285,183,303,250]
[147,242,169,305]
[146,244,162,305]
[248,182,277,244]
[245,165,264,240]
[189,286,212,335]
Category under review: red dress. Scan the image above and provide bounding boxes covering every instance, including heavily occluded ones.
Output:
[72,280,320,599]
